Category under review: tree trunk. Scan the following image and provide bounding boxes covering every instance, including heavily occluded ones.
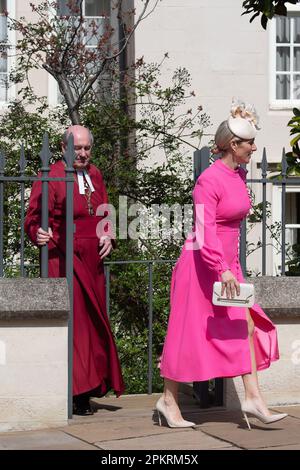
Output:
[68,107,81,125]
[44,67,81,124]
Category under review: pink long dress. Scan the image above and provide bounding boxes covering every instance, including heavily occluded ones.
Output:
[160,158,279,382]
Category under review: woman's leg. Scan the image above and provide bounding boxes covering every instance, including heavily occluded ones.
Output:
[156,378,195,427]
[241,308,271,416]
[161,378,185,421]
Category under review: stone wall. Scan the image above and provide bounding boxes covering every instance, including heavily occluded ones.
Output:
[0,278,69,432]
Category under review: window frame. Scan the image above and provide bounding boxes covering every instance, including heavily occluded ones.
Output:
[272,184,300,275]
[269,3,300,109]
[0,0,16,107]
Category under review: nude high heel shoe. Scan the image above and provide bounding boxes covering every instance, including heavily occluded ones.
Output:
[155,397,195,428]
[241,400,288,430]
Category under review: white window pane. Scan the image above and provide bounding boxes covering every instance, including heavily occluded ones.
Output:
[0,54,6,72]
[294,18,300,43]
[285,227,299,247]
[286,193,300,224]
[276,17,290,43]
[294,47,300,71]
[57,0,69,15]
[293,74,300,99]
[276,74,290,99]
[0,14,7,42]
[57,0,81,16]
[276,46,290,71]
[84,18,106,46]
[0,0,6,12]
[0,72,7,101]
[85,0,110,17]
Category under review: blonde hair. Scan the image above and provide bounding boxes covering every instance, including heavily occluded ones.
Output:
[212,120,238,154]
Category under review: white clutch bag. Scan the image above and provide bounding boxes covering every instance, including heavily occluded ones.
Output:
[212,282,255,308]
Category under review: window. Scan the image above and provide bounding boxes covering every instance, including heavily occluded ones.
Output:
[0,0,8,102]
[286,191,300,246]
[49,0,111,106]
[272,185,300,275]
[0,0,15,105]
[270,1,300,108]
[58,0,110,17]
[57,0,110,46]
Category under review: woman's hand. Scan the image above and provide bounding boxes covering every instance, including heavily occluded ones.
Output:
[220,270,240,299]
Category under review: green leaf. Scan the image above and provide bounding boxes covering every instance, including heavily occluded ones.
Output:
[275,3,287,16]
[290,134,300,147]
[286,151,295,157]
[250,11,260,22]
[293,166,300,176]
[261,14,268,30]
[288,116,300,126]
[293,107,300,116]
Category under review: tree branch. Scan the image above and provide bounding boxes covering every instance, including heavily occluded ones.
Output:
[60,0,84,68]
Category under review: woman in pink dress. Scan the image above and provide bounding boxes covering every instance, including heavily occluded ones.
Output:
[157,100,288,430]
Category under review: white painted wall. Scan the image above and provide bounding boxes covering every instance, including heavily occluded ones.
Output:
[135,0,294,165]
[15,1,48,103]
[0,320,68,432]
[135,0,300,275]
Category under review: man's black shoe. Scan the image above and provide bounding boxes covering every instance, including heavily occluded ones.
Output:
[73,395,94,416]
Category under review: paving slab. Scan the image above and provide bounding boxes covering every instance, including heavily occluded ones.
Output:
[66,394,158,426]
[200,415,300,450]
[0,394,297,451]
[64,416,185,443]
[270,406,300,419]
[261,444,300,450]
[89,393,203,417]
[0,429,97,450]
[85,394,227,426]
[94,429,236,451]
[183,410,245,428]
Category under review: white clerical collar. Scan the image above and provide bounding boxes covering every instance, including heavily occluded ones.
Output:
[76,170,95,195]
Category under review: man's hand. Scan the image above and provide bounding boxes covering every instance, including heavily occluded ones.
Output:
[99,236,113,259]
[220,270,240,299]
[36,227,53,246]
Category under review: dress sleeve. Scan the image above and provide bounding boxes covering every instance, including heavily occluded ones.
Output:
[24,174,56,246]
[193,174,230,276]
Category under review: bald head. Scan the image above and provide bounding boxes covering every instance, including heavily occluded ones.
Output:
[62,125,94,170]
[62,125,94,147]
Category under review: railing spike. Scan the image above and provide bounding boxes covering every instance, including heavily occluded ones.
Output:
[39,133,52,167]
[261,147,268,177]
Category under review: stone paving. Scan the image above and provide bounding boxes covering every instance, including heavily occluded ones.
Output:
[0,394,299,450]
